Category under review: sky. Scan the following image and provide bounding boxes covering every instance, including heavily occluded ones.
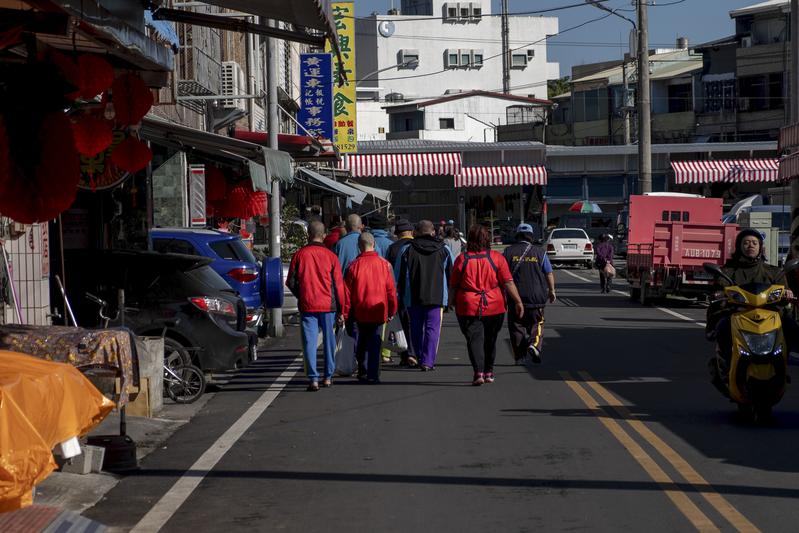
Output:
[354,0,765,77]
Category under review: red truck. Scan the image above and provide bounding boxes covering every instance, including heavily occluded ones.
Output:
[625,194,738,303]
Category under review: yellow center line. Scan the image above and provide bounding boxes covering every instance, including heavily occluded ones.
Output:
[559,371,720,533]
[577,371,761,533]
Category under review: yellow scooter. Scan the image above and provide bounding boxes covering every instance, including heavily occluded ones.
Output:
[704,261,799,421]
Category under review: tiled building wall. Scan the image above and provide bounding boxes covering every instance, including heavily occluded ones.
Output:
[2,224,50,325]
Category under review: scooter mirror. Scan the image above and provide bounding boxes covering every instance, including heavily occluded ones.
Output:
[703,262,734,285]
[784,258,799,274]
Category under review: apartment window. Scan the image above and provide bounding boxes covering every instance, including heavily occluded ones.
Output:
[439,118,455,129]
[445,49,459,68]
[472,51,484,67]
[703,79,735,112]
[445,4,457,20]
[739,73,783,111]
[460,6,470,18]
[460,51,471,66]
[471,4,482,19]
[573,88,608,122]
[511,53,528,68]
[399,49,419,67]
[667,83,692,113]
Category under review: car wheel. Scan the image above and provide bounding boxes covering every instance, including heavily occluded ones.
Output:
[164,337,192,370]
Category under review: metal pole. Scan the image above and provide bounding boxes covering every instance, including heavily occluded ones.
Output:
[791,0,799,258]
[637,0,652,192]
[501,0,510,94]
[267,20,283,337]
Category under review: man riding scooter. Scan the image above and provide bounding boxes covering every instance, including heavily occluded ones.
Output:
[706,229,799,395]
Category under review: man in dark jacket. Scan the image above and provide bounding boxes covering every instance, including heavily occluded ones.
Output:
[386,219,417,367]
[502,224,556,364]
[286,221,347,391]
[398,220,455,371]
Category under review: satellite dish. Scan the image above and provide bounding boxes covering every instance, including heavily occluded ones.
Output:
[629,28,638,57]
[378,20,396,38]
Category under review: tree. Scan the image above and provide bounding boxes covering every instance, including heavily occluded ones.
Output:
[547,77,571,99]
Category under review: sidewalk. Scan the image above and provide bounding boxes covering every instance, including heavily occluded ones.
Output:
[13,325,302,530]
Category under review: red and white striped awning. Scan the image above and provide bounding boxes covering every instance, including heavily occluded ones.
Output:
[339,153,461,178]
[671,159,779,184]
[454,166,547,188]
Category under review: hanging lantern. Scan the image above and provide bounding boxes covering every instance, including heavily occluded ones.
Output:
[0,113,80,224]
[220,184,253,218]
[44,48,80,99]
[205,165,227,202]
[111,73,153,126]
[248,191,268,217]
[109,136,152,173]
[77,55,114,100]
[71,114,113,157]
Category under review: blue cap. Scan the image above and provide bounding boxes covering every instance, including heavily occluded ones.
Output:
[516,223,534,234]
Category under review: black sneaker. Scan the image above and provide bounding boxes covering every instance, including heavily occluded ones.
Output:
[528,344,542,364]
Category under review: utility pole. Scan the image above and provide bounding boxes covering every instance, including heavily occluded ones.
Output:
[266,20,283,337]
[501,0,510,94]
[637,0,652,193]
[791,0,799,258]
[622,60,631,145]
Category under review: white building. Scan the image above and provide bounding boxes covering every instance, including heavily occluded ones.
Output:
[355,0,559,141]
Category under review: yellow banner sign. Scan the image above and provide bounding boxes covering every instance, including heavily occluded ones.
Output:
[327,1,357,153]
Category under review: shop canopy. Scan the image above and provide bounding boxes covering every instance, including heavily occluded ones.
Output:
[346,181,392,203]
[339,153,462,178]
[671,159,779,184]
[454,166,547,188]
[141,116,294,189]
[296,168,366,205]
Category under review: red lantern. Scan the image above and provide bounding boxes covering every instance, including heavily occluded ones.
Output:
[44,48,81,99]
[111,73,153,126]
[205,165,227,202]
[78,55,114,100]
[71,114,113,157]
[248,191,268,217]
[0,113,80,223]
[220,184,253,218]
[110,136,152,173]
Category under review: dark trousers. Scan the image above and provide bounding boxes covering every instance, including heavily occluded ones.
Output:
[508,306,545,361]
[457,313,505,375]
[399,307,415,357]
[355,322,383,380]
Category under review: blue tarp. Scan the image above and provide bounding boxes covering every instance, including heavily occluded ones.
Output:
[145,10,180,50]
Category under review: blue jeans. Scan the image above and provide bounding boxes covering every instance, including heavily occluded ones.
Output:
[301,312,336,382]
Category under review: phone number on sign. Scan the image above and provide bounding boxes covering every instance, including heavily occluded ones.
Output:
[684,249,721,259]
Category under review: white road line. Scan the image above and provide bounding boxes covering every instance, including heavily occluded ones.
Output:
[561,270,706,329]
[131,356,303,533]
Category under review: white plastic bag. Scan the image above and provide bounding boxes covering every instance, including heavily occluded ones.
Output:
[384,315,408,352]
[335,328,356,376]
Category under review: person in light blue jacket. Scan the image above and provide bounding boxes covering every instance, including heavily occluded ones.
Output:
[368,213,394,258]
[334,213,363,274]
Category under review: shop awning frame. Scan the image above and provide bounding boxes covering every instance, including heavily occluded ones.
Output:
[297,167,366,204]
[339,153,462,178]
[141,116,294,189]
[671,159,779,184]
[345,181,392,203]
[454,166,547,188]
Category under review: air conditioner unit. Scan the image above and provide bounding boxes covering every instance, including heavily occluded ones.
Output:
[470,3,482,20]
[221,61,246,111]
[458,3,470,20]
[443,3,458,21]
[399,49,419,66]
[741,36,753,48]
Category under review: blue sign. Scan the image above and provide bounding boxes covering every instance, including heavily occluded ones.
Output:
[299,53,334,141]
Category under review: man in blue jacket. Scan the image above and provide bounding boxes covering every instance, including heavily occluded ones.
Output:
[369,213,394,258]
[398,220,454,371]
[334,214,363,273]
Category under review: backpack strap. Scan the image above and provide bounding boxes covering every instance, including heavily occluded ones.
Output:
[511,243,533,277]
[461,252,500,318]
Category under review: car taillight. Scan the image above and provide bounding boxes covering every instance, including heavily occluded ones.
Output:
[584,243,593,251]
[189,297,237,317]
[547,244,555,252]
[228,267,259,283]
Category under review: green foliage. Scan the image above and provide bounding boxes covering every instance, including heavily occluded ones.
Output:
[547,77,571,99]
[280,203,307,262]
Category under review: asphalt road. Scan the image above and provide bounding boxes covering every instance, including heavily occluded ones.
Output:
[85,269,799,533]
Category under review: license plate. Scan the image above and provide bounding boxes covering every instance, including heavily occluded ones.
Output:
[563,244,577,250]
[693,271,713,280]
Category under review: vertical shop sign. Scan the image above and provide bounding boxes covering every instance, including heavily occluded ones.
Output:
[326,2,357,153]
[40,225,49,278]
[299,53,334,141]
[189,165,206,227]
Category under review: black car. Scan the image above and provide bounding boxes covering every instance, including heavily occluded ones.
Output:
[63,250,251,371]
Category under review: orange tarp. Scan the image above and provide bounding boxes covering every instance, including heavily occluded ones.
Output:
[0,350,114,512]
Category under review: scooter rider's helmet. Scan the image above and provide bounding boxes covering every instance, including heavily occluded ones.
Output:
[733,228,765,262]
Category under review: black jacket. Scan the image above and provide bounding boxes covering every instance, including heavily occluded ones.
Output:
[399,235,453,307]
[503,240,549,308]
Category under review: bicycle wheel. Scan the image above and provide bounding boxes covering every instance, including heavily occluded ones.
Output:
[166,364,206,404]
[164,338,192,371]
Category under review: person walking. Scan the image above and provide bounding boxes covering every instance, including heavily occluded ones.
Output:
[368,213,394,258]
[286,221,347,391]
[386,219,417,367]
[502,223,556,365]
[334,213,364,273]
[397,220,454,371]
[595,234,615,293]
[344,232,398,383]
[324,216,346,250]
[450,225,525,385]
[443,226,462,257]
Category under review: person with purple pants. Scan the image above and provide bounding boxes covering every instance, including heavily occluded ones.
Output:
[397,220,454,371]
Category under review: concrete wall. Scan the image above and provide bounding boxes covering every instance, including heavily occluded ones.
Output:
[356,100,389,141]
[737,42,789,77]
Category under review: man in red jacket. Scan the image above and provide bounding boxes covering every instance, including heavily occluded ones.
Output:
[286,221,348,391]
[344,232,398,383]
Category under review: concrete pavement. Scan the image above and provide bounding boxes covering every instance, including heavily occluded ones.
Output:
[83,269,799,532]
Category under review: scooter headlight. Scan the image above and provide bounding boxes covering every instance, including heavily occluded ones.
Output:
[740,331,777,355]
[727,291,748,305]
[767,289,784,303]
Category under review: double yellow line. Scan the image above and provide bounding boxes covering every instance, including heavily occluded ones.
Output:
[560,370,760,533]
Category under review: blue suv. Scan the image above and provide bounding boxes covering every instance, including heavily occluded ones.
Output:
[151,229,262,324]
